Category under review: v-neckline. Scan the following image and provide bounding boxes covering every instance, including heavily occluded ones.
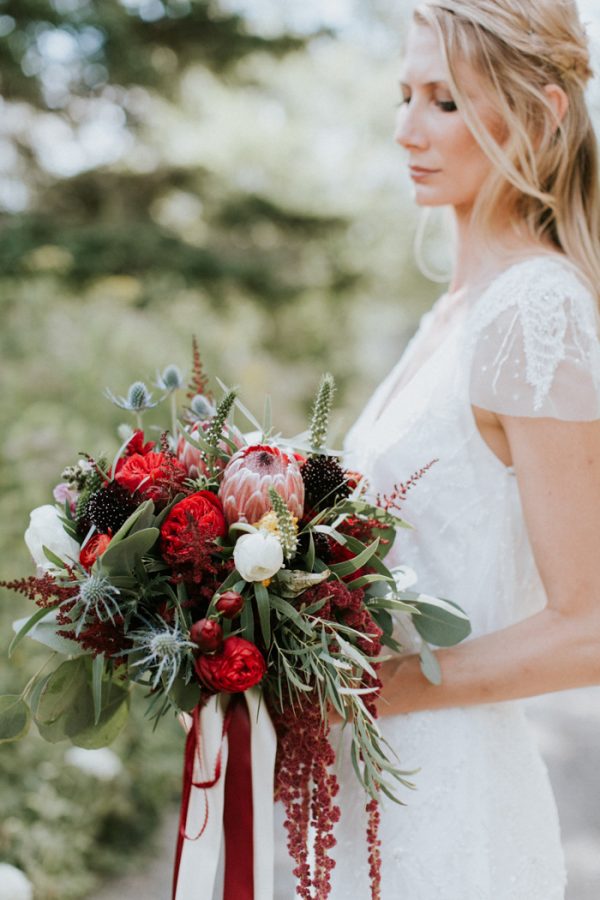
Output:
[371,252,573,427]
[371,296,460,425]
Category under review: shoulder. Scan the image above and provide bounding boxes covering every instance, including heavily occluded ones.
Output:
[468,255,600,419]
[474,254,598,332]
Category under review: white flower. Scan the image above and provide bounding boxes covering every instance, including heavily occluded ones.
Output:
[234,531,284,582]
[0,864,34,900]
[391,565,418,592]
[64,747,123,781]
[24,505,80,571]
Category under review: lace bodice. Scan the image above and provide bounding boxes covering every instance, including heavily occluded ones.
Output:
[344,254,600,641]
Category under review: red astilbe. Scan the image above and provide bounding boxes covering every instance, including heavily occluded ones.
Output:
[186,336,211,401]
[59,615,132,664]
[269,697,340,900]
[376,459,439,513]
[0,572,78,608]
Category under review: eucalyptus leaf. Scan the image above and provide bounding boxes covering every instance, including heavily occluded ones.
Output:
[0,695,31,743]
[70,686,129,749]
[36,658,88,725]
[98,527,160,576]
[419,641,442,685]
[411,596,472,647]
[12,609,86,657]
[254,582,271,645]
[169,678,202,713]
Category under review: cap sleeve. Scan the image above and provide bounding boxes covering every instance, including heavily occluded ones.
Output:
[468,258,600,421]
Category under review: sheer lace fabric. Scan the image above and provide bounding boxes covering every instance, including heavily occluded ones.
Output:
[274,255,599,899]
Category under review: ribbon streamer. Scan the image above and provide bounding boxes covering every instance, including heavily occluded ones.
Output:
[172,689,276,900]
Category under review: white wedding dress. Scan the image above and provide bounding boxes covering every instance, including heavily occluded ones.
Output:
[274,254,600,899]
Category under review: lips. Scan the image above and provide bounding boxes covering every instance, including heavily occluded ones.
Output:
[410,165,440,174]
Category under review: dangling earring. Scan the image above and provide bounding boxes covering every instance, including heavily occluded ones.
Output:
[414,208,453,284]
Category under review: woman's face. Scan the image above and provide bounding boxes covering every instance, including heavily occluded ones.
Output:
[395,22,501,215]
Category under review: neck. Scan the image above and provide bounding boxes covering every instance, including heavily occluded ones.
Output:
[448,205,555,296]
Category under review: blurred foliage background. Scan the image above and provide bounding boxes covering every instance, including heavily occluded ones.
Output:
[1,0,600,897]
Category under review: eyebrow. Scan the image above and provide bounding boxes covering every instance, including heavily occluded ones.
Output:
[398,79,450,88]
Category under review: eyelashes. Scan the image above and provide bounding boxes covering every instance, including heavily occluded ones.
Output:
[394,98,458,113]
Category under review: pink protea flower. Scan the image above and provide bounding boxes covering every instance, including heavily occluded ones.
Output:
[177,421,244,479]
[218,445,305,526]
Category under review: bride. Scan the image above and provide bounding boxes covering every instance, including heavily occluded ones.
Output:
[276,1,600,897]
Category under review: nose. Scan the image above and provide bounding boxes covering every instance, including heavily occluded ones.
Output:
[394,102,429,152]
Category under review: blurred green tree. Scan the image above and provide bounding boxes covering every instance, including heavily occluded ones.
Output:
[0,0,358,304]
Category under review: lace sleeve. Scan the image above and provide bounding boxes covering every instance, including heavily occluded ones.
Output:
[468,259,600,420]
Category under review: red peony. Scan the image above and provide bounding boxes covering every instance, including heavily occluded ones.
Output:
[160,491,227,565]
[115,451,186,500]
[195,636,266,693]
[79,533,111,570]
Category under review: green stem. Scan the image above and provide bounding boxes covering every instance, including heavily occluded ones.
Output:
[170,393,178,441]
[135,411,143,432]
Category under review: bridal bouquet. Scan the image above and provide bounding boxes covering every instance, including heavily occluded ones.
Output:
[1,341,470,900]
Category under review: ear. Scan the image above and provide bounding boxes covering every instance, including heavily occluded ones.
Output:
[543,83,569,130]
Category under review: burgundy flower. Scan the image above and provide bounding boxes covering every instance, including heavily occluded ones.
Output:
[216,590,245,619]
[160,491,227,567]
[195,636,266,693]
[190,618,223,653]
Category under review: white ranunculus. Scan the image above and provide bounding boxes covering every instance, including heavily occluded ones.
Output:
[24,505,80,571]
[234,531,283,582]
[64,747,123,781]
[0,864,34,900]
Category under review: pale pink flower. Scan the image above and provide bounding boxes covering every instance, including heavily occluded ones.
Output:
[218,445,305,526]
[177,421,244,479]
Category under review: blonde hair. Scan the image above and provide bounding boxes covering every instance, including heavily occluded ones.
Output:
[413,0,600,303]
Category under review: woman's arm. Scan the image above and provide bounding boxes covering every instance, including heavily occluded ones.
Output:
[377,414,600,717]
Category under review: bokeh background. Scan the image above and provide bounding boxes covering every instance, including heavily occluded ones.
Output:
[1,1,600,897]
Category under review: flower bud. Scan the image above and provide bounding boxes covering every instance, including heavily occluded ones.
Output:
[216,590,245,619]
[190,618,223,653]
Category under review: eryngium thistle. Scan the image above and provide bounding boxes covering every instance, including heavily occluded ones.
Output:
[68,574,121,637]
[268,487,298,561]
[127,620,196,693]
[156,365,185,393]
[309,373,336,452]
[105,381,158,412]
[189,394,216,421]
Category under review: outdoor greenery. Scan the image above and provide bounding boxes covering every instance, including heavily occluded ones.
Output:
[0,1,442,897]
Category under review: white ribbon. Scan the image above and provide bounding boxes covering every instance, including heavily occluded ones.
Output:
[175,689,277,900]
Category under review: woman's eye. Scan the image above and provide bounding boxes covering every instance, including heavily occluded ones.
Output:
[436,100,458,112]
[395,97,410,108]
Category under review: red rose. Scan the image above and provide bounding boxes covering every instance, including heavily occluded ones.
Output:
[160,491,227,564]
[195,636,266,693]
[79,533,111,570]
[115,451,186,500]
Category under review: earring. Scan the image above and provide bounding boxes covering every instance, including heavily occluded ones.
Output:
[414,208,453,284]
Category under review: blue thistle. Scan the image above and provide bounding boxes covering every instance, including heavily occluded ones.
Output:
[126,618,196,693]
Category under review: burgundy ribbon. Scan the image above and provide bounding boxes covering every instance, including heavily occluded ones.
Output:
[223,695,254,900]
[171,694,254,900]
